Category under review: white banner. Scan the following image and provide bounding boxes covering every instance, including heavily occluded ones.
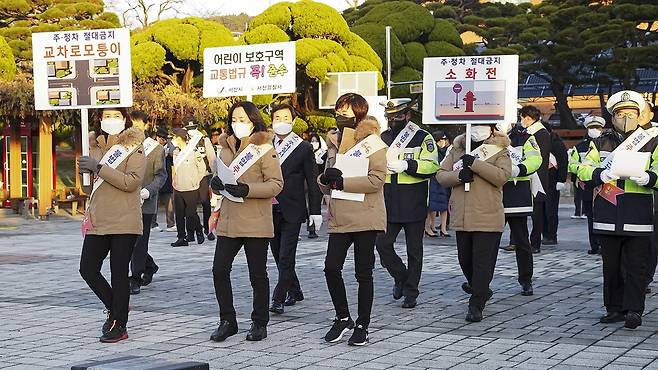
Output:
[32,28,132,110]
[203,42,296,98]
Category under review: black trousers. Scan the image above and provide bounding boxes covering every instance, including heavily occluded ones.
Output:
[130,214,159,284]
[530,200,545,250]
[543,186,560,240]
[174,189,201,240]
[375,220,425,299]
[599,234,650,314]
[573,184,583,216]
[456,231,501,310]
[212,236,269,326]
[270,212,302,303]
[199,175,211,234]
[324,231,377,328]
[80,234,138,326]
[506,216,533,285]
[583,200,599,252]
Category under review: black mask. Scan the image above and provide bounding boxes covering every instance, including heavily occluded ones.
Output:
[336,114,356,132]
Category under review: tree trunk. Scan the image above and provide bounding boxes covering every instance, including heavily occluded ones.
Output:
[599,90,612,127]
[181,63,194,94]
[550,80,577,129]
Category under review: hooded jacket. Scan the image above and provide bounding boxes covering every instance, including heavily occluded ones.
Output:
[216,130,284,238]
[436,131,512,233]
[82,127,147,235]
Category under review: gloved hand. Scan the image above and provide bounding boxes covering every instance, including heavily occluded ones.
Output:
[600,169,619,184]
[78,156,101,174]
[511,165,521,178]
[225,182,249,198]
[308,214,323,230]
[140,188,150,200]
[461,154,476,168]
[315,156,324,165]
[210,176,225,194]
[387,160,408,174]
[555,182,566,192]
[459,168,474,183]
[630,172,651,186]
[321,168,344,190]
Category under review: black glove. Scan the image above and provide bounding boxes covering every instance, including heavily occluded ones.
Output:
[461,154,476,168]
[78,156,101,174]
[459,168,474,183]
[210,176,224,194]
[321,168,344,190]
[225,182,249,197]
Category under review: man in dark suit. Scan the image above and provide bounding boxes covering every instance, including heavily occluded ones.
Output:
[268,103,322,314]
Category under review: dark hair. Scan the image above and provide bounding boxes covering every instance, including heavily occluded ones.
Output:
[226,101,267,136]
[432,130,448,142]
[519,105,542,121]
[335,93,369,123]
[100,107,133,128]
[130,110,149,123]
[309,132,321,142]
[271,103,297,120]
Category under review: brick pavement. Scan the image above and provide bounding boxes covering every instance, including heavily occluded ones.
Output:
[1,204,658,369]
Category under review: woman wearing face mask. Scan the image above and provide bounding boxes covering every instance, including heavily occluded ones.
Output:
[427,131,451,237]
[436,124,511,323]
[208,101,283,342]
[309,132,327,173]
[319,93,387,346]
[77,108,146,343]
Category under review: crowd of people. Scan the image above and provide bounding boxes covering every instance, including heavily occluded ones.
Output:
[76,89,657,346]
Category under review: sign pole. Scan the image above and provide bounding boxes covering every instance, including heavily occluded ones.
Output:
[80,108,90,186]
[385,26,392,100]
[246,94,253,102]
[465,123,471,192]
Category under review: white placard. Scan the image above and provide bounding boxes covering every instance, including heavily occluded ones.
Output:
[422,55,518,125]
[331,154,368,202]
[610,151,650,178]
[203,42,296,98]
[32,28,132,110]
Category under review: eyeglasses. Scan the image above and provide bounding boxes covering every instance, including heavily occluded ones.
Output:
[614,111,639,119]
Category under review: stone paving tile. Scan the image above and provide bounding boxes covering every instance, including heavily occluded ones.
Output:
[2,205,658,369]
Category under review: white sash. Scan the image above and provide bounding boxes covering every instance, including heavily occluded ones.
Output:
[90,144,138,199]
[230,143,273,180]
[386,122,420,161]
[453,144,504,171]
[508,145,544,196]
[345,134,388,159]
[600,127,658,170]
[526,121,545,135]
[143,137,159,157]
[315,148,327,163]
[173,134,203,170]
[275,133,303,164]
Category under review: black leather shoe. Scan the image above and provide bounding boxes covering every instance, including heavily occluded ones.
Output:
[142,266,158,286]
[502,244,516,251]
[587,249,599,255]
[185,235,195,243]
[246,322,267,341]
[284,294,296,307]
[196,230,205,245]
[393,282,403,300]
[461,282,473,294]
[465,306,482,322]
[210,320,238,342]
[521,283,533,296]
[171,238,189,247]
[207,232,216,241]
[308,230,319,239]
[294,291,304,302]
[646,286,652,294]
[129,278,140,295]
[269,301,284,314]
[624,312,642,329]
[532,247,540,254]
[542,238,557,246]
[599,311,625,324]
[402,297,417,308]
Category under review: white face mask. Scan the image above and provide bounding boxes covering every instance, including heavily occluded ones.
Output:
[587,128,602,139]
[495,122,513,134]
[272,121,293,136]
[311,141,320,151]
[232,122,254,139]
[470,126,491,142]
[100,118,125,135]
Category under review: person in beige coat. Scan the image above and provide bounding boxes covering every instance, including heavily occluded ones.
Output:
[208,101,283,343]
[77,108,146,343]
[436,125,511,323]
[319,93,387,346]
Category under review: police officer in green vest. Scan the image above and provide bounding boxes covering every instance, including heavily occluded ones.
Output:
[498,120,542,296]
[375,98,440,308]
[578,90,658,329]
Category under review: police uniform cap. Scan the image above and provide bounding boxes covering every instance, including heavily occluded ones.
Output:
[606,90,646,114]
[584,116,605,128]
[380,98,416,115]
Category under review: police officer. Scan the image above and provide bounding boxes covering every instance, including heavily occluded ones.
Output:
[569,116,604,254]
[375,99,440,309]
[498,121,542,296]
[185,121,217,241]
[578,90,658,329]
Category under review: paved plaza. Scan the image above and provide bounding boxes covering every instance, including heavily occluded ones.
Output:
[2,202,658,369]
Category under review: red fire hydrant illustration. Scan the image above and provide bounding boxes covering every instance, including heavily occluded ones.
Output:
[463,91,476,113]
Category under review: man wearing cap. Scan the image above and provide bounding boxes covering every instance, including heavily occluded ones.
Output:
[375,98,440,308]
[185,121,218,241]
[156,127,176,232]
[497,120,542,296]
[569,116,605,254]
[578,90,658,329]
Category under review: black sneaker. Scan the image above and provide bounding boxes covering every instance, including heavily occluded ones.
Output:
[269,301,284,314]
[348,324,368,346]
[171,238,189,247]
[502,244,516,251]
[308,230,319,239]
[465,306,483,322]
[324,317,354,343]
[393,282,403,300]
[210,319,238,342]
[521,283,533,296]
[129,278,140,295]
[402,297,417,309]
[284,293,296,307]
[142,266,159,286]
[100,321,128,343]
[185,235,195,243]
[246,322,267,341]
[196,230,205,245]
[624,312,642,329]
[461,282,473,294]
[294,291,305,302]
[102,310,112,335]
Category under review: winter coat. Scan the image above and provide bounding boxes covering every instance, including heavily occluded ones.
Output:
[141,144,166,215]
